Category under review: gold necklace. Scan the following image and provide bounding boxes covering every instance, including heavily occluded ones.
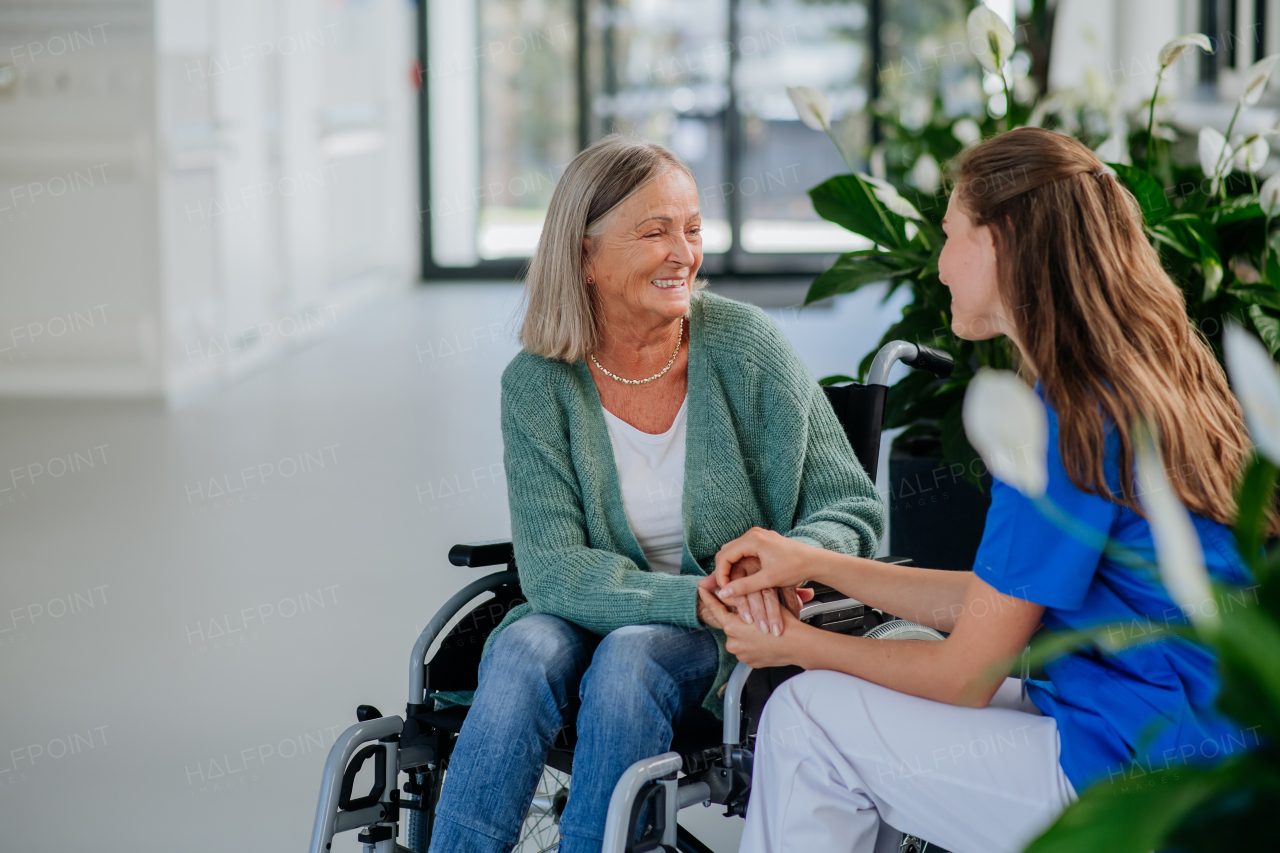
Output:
[590,317,684,385]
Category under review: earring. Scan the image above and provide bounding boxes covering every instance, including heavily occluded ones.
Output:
[586,277,594,284]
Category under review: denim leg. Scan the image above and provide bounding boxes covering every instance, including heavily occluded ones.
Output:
[429,614,597,853]
[558,624,720,853]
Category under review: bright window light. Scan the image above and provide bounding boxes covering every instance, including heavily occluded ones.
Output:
[741,220,873,254]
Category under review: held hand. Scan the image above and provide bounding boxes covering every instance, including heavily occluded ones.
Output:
[714,528,823,601]
[698,587,813,669]
[699,558,814,635]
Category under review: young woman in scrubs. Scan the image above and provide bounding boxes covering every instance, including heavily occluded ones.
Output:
[697,127,1260,853]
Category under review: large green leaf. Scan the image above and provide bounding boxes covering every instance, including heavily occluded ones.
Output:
[1110,162,1171,224]
[881,369,940,428]
[937,398,983,490]
[806,254,916,304]
[1025,762,1232,853]
[1158,216,1223,300]
[1213,602,1280,737]
[1233,455,1276,582]
[809,174,909,249]
[1248,305,1280,355]
[1148,222,1198,260]
[1227,285,1280,311]
[1213,195,1265,225]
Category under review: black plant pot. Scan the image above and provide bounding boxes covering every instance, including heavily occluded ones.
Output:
[888,446,993,572]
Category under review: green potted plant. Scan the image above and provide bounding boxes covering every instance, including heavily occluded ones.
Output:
[790,5,1280,570]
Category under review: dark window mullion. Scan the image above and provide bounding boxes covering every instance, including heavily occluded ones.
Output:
[726,0,742,275]
[577,0,589,151]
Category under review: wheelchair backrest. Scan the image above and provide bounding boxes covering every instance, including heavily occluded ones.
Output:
[822,383,887,482]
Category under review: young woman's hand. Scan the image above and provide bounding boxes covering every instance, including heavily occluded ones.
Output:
[698,586,815,669]
[698,555,814,636]
[714,528,825,610]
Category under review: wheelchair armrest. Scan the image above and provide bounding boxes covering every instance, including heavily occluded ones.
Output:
[448,539,514,567]
[408,569,519,706]
[721,662,753,766]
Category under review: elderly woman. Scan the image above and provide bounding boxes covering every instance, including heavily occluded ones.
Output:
[426,135,884,853]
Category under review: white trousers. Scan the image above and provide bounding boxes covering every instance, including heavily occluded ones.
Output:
[739,672,1077,853]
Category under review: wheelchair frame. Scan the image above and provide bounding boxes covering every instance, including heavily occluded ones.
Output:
[307,340,954,853]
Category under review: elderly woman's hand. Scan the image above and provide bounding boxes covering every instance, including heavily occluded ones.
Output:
[709,528,824,634]
[697,586,816,669]
[698,553,814,637]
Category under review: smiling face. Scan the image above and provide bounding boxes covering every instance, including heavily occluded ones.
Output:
[939,191,1010,342]
[583,168,702,326]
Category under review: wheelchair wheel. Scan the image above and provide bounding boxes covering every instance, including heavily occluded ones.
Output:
[402,760,570,853]
[514,764,571,852]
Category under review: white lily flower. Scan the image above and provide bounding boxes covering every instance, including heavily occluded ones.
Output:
[1234,135,1270,172]
[786,86,832,131]
[962,369,1049,497]
[1224,323,1280,467]
[1158,34,1213,71]
[1242,54,1280,106]
[1133,423,1218,631]
[1260,171,1280,217]
[953,118,982,147]
[1198,126,1232,191]
[1095,134,1129,165]
[967,3,1016,75]
[910,153,942,193]
[865,176,923,220]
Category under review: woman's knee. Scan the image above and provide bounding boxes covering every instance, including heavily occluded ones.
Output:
[759,671,862,738]
[482,613,589,689]
[580,624,714,710]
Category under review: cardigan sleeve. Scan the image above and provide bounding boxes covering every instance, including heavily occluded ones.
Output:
[784,378,886,557]
[719,295,885,557]
[501,375,703,636]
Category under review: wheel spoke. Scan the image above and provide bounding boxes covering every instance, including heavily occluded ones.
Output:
[514,765,570,853]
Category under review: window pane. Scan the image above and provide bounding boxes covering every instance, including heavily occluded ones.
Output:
[478,0,579,260]
[584,0,732,264]
[427,0,577,266]
[734,0,872,269]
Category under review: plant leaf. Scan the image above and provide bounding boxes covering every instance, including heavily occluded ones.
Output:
[1248,305,1280,355]
[1148,223,1198,259]
[806,254,915,304]
[1234,456,1278,581]
[1227,285,1280,310]
[1214,196,1266,224]
[1111,162,1171,224]
[809,174,908,249]
[817,374,856,386]
[1025,762,1236,853]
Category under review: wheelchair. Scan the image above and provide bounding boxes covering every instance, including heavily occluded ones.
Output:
[308,339,957,853]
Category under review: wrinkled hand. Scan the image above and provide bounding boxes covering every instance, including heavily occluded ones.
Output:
[698,553,814,636]
[713,528,825,627]
[697,586,814,669]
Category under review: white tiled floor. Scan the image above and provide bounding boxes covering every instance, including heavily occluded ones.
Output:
[0,281,905,852]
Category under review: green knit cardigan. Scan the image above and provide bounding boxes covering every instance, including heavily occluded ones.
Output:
[469,290,884,718]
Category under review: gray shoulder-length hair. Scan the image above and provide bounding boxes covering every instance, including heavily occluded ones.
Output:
[519,134,705,362]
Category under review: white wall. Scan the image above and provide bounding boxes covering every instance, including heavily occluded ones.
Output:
[1048,0,1184,109]
[0,0,419,404]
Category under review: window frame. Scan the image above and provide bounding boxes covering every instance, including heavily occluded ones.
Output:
[418,0,886,282]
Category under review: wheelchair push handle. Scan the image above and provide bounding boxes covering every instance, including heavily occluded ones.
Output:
[866,340,953,387]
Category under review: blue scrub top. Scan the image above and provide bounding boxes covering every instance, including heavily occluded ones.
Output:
[973,383,1258,793]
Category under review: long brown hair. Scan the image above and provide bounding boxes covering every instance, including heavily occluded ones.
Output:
[953,126,1251,526]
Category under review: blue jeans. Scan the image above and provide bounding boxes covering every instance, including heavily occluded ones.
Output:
[427,614,720,853]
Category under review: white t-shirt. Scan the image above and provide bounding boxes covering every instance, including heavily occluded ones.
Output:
[601,396,688,575]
